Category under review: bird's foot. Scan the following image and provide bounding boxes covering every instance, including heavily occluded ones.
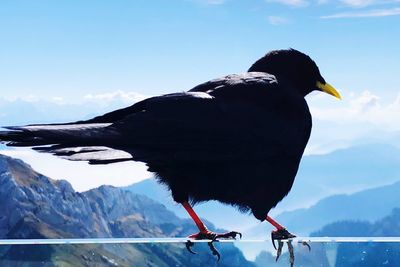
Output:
[271,228,296,249]
[185,230,242,261]
[271,228,310,267]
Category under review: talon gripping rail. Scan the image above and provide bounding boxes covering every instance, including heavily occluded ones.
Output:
[1,237,400,245]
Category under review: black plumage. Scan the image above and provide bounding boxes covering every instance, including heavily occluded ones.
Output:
[0,49,340,223]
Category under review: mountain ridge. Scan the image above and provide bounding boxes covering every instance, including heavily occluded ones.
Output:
[125,143,400,232]
[0,154,253,266]
[245,179,400,240]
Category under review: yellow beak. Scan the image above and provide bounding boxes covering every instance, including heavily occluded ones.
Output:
[316,81,342,100]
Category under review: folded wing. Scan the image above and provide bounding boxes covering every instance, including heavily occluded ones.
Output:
[0,73,310,165]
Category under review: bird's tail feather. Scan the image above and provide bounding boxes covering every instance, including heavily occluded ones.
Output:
[33,145,133,165]
[0,123,113,146]
[0,123,133,164]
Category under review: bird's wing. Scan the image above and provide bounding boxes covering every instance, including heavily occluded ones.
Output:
[70,98,153,124]
[0,72,311,165]
[108,72,311,163]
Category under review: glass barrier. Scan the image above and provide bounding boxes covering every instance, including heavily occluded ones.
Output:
[1,237,399,266]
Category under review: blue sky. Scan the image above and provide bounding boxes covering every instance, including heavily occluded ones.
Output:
[0,0,399,191]
[0,0,399,98]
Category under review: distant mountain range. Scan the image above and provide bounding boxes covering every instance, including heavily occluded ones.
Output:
[246,179,400,238]
[278,143,400,212]
[126,143,400,233]
[0,154,253,266]
[126,144,400,261]
[2,143,400,265]
[253,208,400,266]
[308,208,400,267]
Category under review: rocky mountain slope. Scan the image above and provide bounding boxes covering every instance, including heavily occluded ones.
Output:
[0,154,253,267]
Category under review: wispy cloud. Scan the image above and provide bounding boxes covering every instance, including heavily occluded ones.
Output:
[340,0,400,7]
[205,0,225,4]
[267,16,290,25]
[191,0,226,5]
[310,90,400,131]
[341,0,375,7]
[305,90,400,154]
[0,90,149,106]
[269,0,400,10]
[317,0,330,5]
[0,90,151,125]
[266,0,309,7]
[322,7,400,18]
[83,90,148,105]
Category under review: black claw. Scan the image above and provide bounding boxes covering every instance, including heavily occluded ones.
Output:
[271,228,296,240]
[287,240,295,267]
[185,240,196,254]
[302,241,311,251]
[186,230,239,261]
[271,232,277,250]
[271,228,296,251]
[191,231,217,240]
[208,241,221,261]
[275,240,284,261]
[271,228,298,265]
[216,231,242,240]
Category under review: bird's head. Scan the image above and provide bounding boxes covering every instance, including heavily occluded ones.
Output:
[248,49,341,99]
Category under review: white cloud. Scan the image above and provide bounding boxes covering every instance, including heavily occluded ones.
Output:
[341,0,375,7]
[51,96,65,104]
[340,0,400,7]
[205,0,225,4]
[83,90,148,105]
[0,90,150,106]
[310,90,400,130]
[321,7,400,18]
[303,90,400,154]
[350,91,380,111]
[0,90,152,128]
[4,94,39,103]
[266,0,309,7]
[190,0,226,5]
[267,16,290,25]
[317,0,330,5]
[318,0,400,8]
[0,148,152,192]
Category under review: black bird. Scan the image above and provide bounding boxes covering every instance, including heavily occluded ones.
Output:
[0,49,340,265]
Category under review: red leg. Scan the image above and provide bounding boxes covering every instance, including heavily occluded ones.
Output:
[265,214,296,251]
[265,215,309,266]
[265,215,295,240]
[181,201,241,240]
[181,201,241,261]
[266,215,285,230]
[182,201,208,234]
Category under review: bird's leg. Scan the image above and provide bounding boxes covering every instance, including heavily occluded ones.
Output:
[182,201,242,240]
[266,215,310,266]
[182,201,241,260]
[266,216,296,247]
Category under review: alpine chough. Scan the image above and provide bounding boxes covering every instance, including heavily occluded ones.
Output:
[0,49,341,264]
